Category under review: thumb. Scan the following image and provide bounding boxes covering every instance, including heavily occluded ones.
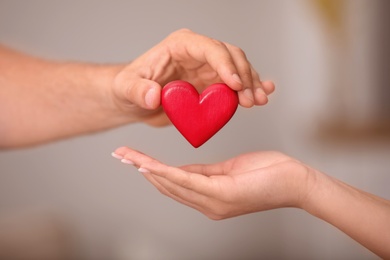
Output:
[123,78,162,110]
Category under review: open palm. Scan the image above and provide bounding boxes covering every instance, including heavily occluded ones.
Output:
[114,147,310,220]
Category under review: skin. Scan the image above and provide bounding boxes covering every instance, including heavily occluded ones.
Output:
[113,147,390,259]
[0,28,274,148]
[5,27,388,258]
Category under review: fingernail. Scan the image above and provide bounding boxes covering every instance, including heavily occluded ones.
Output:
[121,158,134,165]
[145,87,156,108]
[243,88,254,103]
[255,88,268,105]
[138,167,150,173]
[111,152,123,160]
[232,74,242,85]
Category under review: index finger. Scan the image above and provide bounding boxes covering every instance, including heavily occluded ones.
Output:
[166,29,244,91]
[180,163,227,177]
[141,160,219,197]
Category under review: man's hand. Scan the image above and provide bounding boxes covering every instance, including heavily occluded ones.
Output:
[112,29,275,126]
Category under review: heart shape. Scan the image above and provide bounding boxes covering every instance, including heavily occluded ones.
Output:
[161,80,238,148]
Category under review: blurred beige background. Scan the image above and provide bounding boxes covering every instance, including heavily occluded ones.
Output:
[0,0,389,259]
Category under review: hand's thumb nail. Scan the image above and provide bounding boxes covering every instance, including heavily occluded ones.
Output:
[145,87,156,108]
[232,73,242,84]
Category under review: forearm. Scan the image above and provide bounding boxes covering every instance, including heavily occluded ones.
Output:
[303,169,390,258]
[0,45,130,148]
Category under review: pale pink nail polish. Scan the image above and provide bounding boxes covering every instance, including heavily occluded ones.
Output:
[111,152,123,160]
[138,167,150,173]
[121,158,134,165]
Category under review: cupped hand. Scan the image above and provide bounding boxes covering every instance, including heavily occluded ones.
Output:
[111,29,275,126]
[113,147,313,220]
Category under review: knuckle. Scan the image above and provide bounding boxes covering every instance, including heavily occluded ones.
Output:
[210,38,226,49]
[176,28,192,34]
[169,28,193,39]
[209,204,231,220]
[207,214,224,221]
[231,45,246,57]
[241,69,252,78]
[164,186,178,197]
[206,206,226,220]
[179,175,193,189]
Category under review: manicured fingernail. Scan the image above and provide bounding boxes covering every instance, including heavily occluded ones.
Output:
[145,87,156,108]
[111,152,123,160]
[232,73,242,84]
[121,158,134,165]
[138,167,150,173]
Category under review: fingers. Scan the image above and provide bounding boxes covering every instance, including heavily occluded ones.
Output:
[167,29,243,91]
[114,73,162,110]
[113,146,217,196]
[140,168,216,215]
[142,161,215,197]
[168,29,275,108]
[141,166,233,220]
[179,163,226,177]
[143,171,228,220]
[115,29,275,112]
[262,80,276,96]
[113,146,223,214]
[223,43,256,107]
[113,146,154,165]
[224,43,277,107]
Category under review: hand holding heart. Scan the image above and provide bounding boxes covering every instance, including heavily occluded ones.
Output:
[112,28,275,127]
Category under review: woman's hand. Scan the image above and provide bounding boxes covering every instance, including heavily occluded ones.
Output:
[112,28,275,126]
[112,147,311,220]
[112,147,390,259]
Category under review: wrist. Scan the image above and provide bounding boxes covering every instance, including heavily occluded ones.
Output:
[54,61,136,128]
[80,63,136,124]
[292,163,322,211]
[89,63,126,113]
[97,63,149,126]
[264,158,320,211]
[297,166,329,214]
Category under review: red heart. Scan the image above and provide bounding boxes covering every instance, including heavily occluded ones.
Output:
[161,80,238,148]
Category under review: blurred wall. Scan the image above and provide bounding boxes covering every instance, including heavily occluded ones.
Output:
[0,1,389,259]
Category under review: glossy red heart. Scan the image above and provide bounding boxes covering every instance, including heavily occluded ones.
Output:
[161,80,238,148]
